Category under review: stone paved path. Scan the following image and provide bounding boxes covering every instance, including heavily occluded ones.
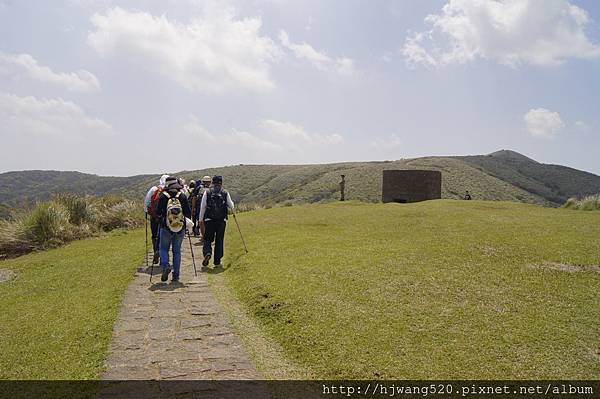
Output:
[103,236,261,380]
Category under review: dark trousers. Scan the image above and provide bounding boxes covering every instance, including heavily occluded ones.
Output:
[203,219,226,264]
[150,216,160,252]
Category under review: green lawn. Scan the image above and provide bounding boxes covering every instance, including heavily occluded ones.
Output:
[0,228,144,379]
[222,200,600,379]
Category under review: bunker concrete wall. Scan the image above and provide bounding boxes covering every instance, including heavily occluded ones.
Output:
[382,170,442,203]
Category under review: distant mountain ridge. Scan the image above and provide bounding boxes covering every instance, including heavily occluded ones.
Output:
[1,151,599,212]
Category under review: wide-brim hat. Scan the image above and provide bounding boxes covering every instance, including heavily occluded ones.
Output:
[165,176,182,190]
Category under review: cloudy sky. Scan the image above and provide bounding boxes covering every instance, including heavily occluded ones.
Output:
[1,0,599,176]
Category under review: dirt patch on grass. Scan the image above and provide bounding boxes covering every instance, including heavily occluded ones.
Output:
[0,269,16,283]
[530,262,600,273]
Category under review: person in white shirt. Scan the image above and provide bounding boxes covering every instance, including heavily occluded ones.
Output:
[199,175,234,268]
[144,174,169,264]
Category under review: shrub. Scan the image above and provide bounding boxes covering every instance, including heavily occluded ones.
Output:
[91,200,142,231]
[24,202,70,247]
[562,194,600,211]
[0,218,32,257]
[0,194,143,258]
[54,193,89,225]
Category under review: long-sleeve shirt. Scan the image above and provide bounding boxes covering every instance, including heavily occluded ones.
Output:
[199,188,234,222]
[144,186,158,213]
[155,190,192,228]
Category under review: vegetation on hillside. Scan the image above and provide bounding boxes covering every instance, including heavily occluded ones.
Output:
[0,228,144,379]
[0,203,11,220]
[221,201,600,379]
[563,194,600,211]
[1,150,598,208]
[458,150,600,205]
[0,194,142,258]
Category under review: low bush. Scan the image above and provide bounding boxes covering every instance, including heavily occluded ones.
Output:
[562,194,600,211]
[0,194,143,258]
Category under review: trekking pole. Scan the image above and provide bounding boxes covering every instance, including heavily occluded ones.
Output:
[145,212,149,268]
[187,231,198,277]
[232,212,248,254]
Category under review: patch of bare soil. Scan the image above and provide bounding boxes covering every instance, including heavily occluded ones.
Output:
[530,262,600,273]
[0,268,16,283]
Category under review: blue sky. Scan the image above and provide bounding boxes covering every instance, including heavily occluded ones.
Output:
[0,0,599,176]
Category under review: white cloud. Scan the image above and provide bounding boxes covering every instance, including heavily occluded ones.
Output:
[524,108,564,139]
[371,134,402,150]
[88,6,280,93]
[574,120,590,133]
[279,30,356,76]
[403,0,600,68]
[0,52,100,92]
[184,115,282,152]
[183,116,345,163]
[0,92,112,138]
[260,119,343,145]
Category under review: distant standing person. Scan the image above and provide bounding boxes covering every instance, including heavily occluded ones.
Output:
[144,174,169,264]
[199,175,234,268]
[464,190,472,200]
[155,176,191,282]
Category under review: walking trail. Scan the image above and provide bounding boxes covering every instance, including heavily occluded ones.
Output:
[102,237,261,380]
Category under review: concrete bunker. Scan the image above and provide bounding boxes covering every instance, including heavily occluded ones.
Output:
[382,170,442,203]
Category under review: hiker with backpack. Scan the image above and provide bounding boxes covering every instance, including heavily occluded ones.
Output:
[191,176,212,237]
[155,176,192,282]
[144,174,169,265]
[199,175,234,268]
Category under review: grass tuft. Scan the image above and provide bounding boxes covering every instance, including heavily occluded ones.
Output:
[562,194,600,211]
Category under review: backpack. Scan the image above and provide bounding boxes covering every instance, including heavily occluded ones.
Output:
[205,187,228,221]
[164,191,184,233]
[148,186,164,217]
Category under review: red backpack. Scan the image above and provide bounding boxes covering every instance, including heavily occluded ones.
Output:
[148,187,164,217]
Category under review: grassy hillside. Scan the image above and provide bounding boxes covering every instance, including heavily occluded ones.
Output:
[221,201,600,379]
[1,150,598,208]
[0,203,11,220]
[458,150,600,204]
[0,228,144,379]
[0,170,149,207]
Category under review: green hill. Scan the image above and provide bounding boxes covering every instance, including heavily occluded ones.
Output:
[1,150,598,209]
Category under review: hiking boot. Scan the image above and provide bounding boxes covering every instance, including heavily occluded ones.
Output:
[161,267,170,282]
[213,262,222,268]
[202,254,211,266]
[152,251,159,265]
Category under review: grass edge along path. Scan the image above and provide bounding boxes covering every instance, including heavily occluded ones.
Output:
[209,272,313,379]
[0,228,144,379]
[221,200,600,379]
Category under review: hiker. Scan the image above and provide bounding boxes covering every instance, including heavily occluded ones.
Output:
[464,190,472,200]
[191,176,212,237]
[144,174,169,264]
[155,176,192,282]
[199,175,234,268]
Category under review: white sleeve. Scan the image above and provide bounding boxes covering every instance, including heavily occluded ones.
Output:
[144,187,156,212]
[227,193,234,211]
[199,191,208,221]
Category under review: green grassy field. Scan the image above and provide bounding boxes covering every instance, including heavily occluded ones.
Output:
[222,200,600,379]
[0,228,144,379]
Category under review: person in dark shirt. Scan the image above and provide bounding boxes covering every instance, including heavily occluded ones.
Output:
[155,176,192,282]
[464,190,472,200]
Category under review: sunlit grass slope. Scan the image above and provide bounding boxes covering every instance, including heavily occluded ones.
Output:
[223,200,600,379]
[0,229,144,379]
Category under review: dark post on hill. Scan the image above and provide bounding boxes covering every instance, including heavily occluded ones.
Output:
[340,174,345,201]
[382,170,442,203]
